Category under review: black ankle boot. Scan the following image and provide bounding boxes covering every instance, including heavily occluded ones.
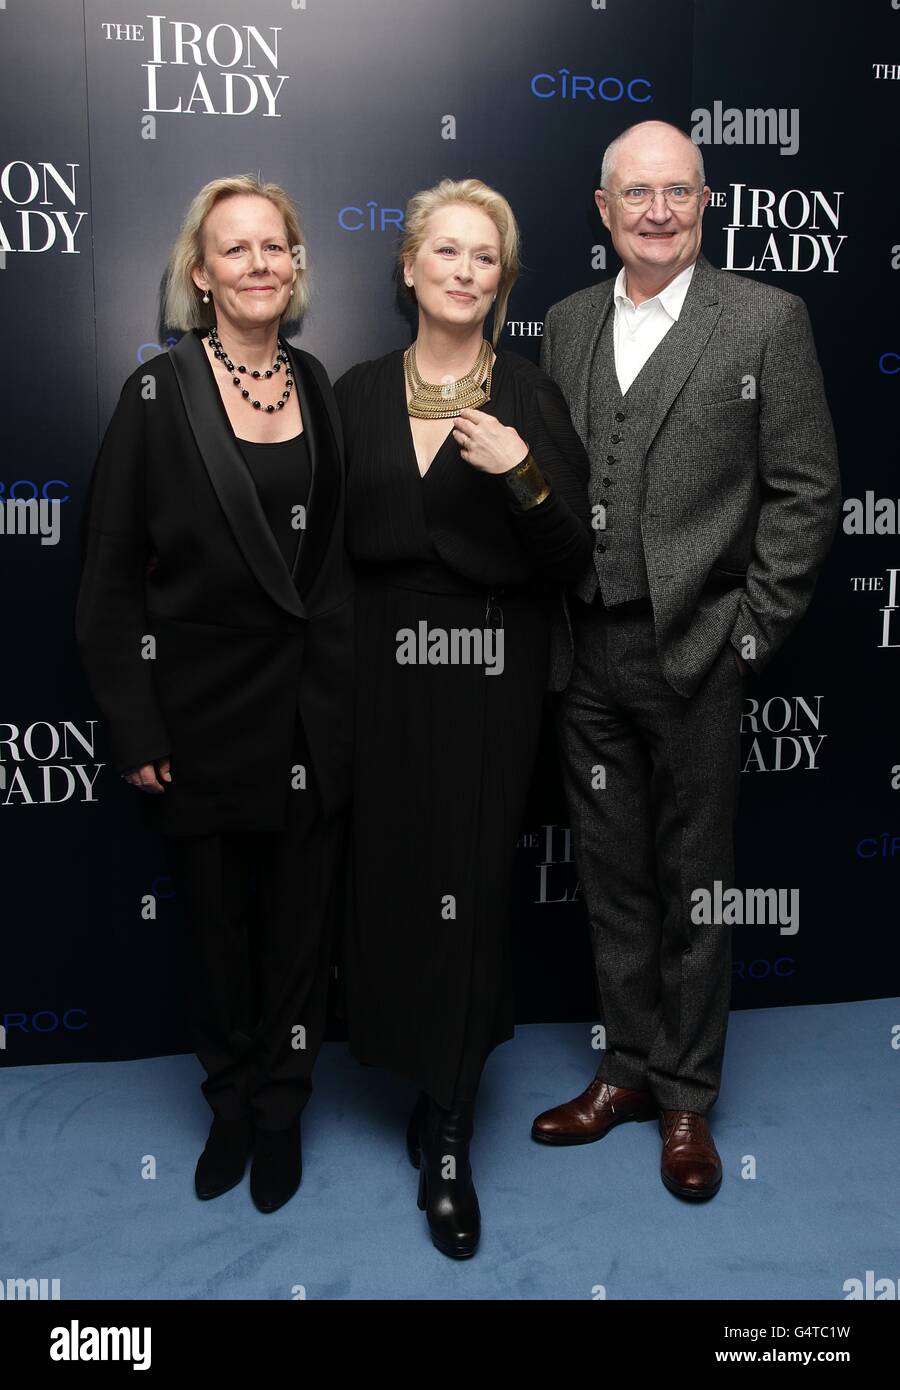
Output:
[195,1114,253,1200]
[406,1090,428,1169]
[416,1096,480,1259]
[250,1120,302,1213]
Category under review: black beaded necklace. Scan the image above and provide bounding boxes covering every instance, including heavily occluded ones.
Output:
[206,324,294,413]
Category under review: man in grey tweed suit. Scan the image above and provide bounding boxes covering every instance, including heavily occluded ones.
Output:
[532,120,840,1199]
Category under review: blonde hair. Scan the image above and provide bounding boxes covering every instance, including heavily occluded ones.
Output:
[398,178,520,348]
[163,174,310,331]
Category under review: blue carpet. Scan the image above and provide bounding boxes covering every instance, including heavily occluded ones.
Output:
[1,1001,898,1300]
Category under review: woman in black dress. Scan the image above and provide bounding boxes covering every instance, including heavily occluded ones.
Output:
[76,176,353,1214]
[334,178,592,1257]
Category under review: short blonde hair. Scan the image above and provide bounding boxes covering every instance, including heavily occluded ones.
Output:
[164,174,310,331]
[398,178,520,348]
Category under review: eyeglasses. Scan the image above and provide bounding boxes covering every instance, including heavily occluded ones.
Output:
[604,185,702,212]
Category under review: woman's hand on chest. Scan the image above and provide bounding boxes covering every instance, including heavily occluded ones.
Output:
[451,407,528,475]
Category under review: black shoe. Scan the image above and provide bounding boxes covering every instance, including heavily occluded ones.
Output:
[194,1114,253,1200]
[406,1090,428,1169]
[417,1097,480,1259]
[250,1120,302,1213]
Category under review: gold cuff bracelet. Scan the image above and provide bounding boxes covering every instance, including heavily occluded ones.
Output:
[503,452,550,510]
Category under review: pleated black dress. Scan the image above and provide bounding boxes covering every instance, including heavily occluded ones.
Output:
[334,348,592,1108]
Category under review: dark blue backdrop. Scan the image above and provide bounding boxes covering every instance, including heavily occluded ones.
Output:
[2,0,897,1066]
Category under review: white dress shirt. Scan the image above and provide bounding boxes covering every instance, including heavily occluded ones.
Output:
[612,260,696,394]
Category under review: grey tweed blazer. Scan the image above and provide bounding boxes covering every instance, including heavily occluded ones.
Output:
[541,253,841,697]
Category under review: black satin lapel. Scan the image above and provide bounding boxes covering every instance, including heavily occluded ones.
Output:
[289,350,317,587]
[169,330,305,619]
[287,346,340,598]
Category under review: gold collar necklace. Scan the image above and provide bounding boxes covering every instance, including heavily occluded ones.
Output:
[404,339,493,419]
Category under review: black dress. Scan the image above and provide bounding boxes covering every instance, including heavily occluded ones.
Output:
[334,348,592,1109]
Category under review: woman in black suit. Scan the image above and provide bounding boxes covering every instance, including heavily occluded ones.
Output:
[76,176,353,1214]
[334,178,592,1257]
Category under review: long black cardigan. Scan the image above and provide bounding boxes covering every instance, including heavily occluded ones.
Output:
[75,328,353,836]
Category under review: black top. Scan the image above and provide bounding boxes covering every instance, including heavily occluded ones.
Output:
[334,348,592,591]
[237,431,311,572]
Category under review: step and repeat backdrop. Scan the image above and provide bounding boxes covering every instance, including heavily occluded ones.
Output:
[2,0,898,1065]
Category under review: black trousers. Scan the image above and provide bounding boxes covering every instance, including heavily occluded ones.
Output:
[164,730,344,1131]
[557,599,745,1115]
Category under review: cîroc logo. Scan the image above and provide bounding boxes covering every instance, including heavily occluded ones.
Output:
[715,183,846,273]
[530,70,651,102]
[100,14,289,120]
[2,1010,88,1039]
[0,721,103,806]
[338,202,405,233]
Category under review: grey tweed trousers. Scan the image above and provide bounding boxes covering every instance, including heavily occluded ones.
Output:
[557,596,745,1114]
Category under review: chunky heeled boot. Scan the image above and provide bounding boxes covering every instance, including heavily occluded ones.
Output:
[194,1114,253,1200]
[416,1095,480,1259]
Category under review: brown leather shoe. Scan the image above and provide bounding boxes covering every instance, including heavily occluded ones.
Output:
[531,1076,658,1145]
[658,1110,722,1200]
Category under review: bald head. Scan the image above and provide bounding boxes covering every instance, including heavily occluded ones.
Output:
[600,120,705,192]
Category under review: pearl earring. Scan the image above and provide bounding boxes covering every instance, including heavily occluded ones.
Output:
[202,291,210,303]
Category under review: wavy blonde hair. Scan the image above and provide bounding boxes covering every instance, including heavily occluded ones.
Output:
[163,174,310,332]
[398,178,520,348]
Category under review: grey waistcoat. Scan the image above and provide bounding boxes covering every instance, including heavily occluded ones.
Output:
[578,305,681,606]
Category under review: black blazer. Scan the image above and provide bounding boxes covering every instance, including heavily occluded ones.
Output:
[76,328,354,835]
